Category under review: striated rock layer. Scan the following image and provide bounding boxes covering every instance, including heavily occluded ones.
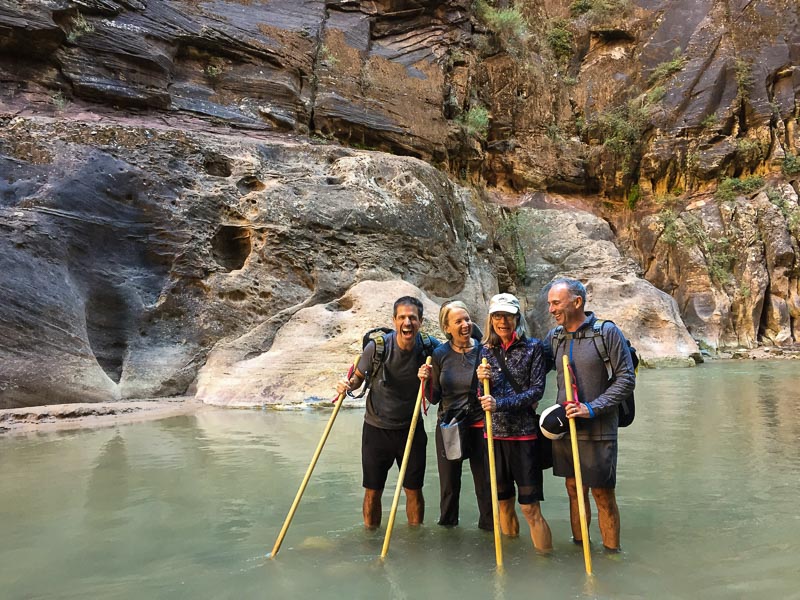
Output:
[0,116,700,407]
[0,116,500,407]
[2,0,800,407]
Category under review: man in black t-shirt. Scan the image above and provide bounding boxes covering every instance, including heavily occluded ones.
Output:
[337,296,440,529]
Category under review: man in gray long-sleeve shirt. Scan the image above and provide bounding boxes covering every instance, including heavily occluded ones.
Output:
[544,278,635,552]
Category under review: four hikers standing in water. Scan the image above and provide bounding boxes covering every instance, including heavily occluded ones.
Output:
[337,279,635,553]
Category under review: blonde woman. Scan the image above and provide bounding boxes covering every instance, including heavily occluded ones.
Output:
[426,301,492,530]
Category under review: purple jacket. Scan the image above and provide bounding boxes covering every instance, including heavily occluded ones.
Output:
[480,336,546,438]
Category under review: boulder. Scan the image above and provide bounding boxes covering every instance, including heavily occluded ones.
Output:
[0,116,496,408]
[196,280,443,407]
[515,203,701,366]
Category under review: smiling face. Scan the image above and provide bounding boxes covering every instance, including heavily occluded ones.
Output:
[445,307,472,346]
[490,312,518,344]
[547,283,584,331]
[393,302,422,350]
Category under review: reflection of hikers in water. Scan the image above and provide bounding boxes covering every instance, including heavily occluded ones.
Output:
[544,278,635,552]
[337,296,441,529]
[425,301,493,531]
[477,293,553,552]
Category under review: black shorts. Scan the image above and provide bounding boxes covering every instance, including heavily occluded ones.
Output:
[552,438,617,488]
[491,438,544,505]
[362,422,427,490]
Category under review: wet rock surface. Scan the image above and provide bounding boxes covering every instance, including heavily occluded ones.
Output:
[1,1,799,408]
[0,116,497,408]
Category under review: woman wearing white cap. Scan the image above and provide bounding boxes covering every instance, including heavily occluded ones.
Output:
[476,293,552,552]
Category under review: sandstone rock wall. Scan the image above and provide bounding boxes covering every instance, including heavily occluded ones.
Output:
[0,117,500,407]
[2,0,800,407]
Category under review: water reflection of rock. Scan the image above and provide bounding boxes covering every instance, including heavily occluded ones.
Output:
[85,432,129,525]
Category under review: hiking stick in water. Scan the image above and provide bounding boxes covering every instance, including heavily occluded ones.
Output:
[381,356,432,559]
[563,355,592,575]
[482,357,504,569]
[270,355,360,558]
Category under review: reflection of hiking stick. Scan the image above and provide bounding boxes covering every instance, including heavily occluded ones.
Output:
[381,356,432,559]
[482,358,504,569]
[270,356,359,558]
[563,355,592,575]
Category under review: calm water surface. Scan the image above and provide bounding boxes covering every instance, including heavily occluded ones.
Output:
[2,362,799,599]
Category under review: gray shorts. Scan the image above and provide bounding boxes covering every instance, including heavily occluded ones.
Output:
[552,438,617,488]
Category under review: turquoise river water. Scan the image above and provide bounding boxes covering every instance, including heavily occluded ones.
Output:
[1,361,799,599]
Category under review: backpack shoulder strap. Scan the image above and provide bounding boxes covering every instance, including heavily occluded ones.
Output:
[550,326,565,359]
[419,332,433,357]
[591,319,614,380]
[370,332,389,379]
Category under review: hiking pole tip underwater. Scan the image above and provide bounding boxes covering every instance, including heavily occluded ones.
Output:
[563,355,593,576]
[380,356,432,559]
[482,357,504,570]
[269,355,360,558]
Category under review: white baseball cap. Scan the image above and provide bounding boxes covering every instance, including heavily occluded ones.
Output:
[488,293,520,314]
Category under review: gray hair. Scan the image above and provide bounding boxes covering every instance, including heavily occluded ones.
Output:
[438,300,469,341]
[548,277,586,305]
[482,309,529,347]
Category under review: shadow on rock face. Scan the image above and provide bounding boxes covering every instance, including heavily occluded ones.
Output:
[211,225,251,272]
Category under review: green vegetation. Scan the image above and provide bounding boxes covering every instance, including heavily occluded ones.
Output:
[546,20,573,62]
[700,113,718,128]
[735,138,764,164]
[626,184,640,210]
[782,153,800,175]
[646,86,665,104]
[67,12,94,43]
[204,57,226,81]
[658,209,734,285]
[647,48,687,86]
[715,176,764,201]
[205,64,222,80]
[654,190,681,207]
[475,1,529,57]
[569,0,632,22]
[585,95,654,175]
[766,186,800,230]
[319,44,339,68]
[50,91,69,111]
[461,105,490,138]
[546,122,563,141]
[569,0,593,14]
[739,284,751,299]
[683,213,734,285]
[734,58,752,101]
[657,209,681,245]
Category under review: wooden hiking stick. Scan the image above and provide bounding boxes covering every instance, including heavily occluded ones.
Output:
[482,357,504,569]
[270,355,360,558]
[381,356,432,559]
[563,355,592,575]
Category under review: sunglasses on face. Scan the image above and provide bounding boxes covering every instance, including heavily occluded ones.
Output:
[490,313,516,321]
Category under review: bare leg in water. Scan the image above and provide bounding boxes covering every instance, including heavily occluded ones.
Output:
[520,501,552,552]
[592,487,620,551]
[404,488,424,525]
[363,488,382,529]
[498,498,520,536]
[565,477,591,543]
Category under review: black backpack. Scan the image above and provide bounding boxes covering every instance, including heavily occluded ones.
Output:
[349,327,435,398]
[551,319,639,427]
